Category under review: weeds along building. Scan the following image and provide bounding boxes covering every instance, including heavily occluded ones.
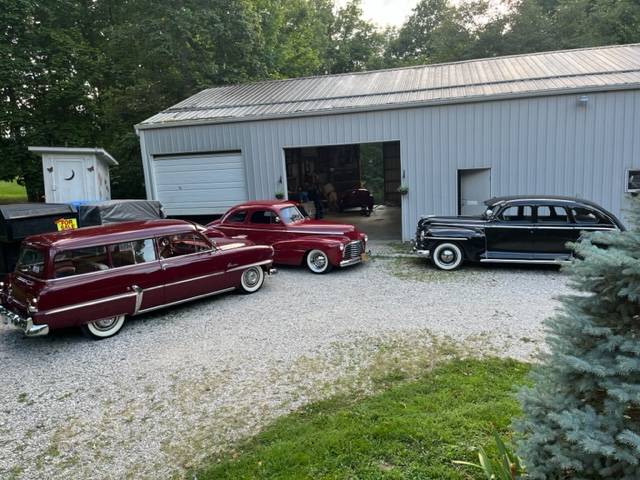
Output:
[137,43,640,240]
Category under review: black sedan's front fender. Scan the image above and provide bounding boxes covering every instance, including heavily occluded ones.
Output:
[418,227,486,261]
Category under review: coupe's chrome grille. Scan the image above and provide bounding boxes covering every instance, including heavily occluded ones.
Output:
[343,241,362,260]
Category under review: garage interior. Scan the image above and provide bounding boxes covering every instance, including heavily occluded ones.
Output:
[284,141,401,240]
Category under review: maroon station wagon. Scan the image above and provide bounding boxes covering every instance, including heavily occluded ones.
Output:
[0,220,275,339]
[206,201,368,274]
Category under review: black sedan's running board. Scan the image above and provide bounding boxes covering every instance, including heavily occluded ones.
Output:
[480,258,570,265]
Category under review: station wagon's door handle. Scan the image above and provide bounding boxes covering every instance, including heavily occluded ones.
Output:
[161,263,167,270]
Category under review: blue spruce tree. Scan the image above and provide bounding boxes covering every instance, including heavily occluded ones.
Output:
[516,199,640,479]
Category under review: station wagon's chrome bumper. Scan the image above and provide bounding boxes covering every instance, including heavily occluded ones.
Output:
[0,305,49,337]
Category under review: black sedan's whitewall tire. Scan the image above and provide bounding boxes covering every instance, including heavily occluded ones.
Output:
[239,266,265,293]
[306,249,333,274]
[431,242,464,271]
[80,315,126,340]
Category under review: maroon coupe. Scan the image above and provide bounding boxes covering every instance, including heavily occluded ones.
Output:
[206,200,368,274]
[0,220,275,339]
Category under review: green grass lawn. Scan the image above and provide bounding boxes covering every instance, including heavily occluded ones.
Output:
[195,358,529,479]
[0,180,27,203]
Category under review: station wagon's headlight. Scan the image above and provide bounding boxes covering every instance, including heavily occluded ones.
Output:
[363,235,368,243]
[339,244,345,251]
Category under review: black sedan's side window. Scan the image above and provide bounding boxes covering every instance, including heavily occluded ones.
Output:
[498,206,533,223]
[536,206,569,223]
[571,207,610,225]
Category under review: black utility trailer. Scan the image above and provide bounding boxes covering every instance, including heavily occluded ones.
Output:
[0,203,77,276]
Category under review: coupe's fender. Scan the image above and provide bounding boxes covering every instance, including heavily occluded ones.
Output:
[419,227,485,261]
[271,237,348,266]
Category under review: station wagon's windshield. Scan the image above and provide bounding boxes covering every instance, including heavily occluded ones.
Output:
[279,206,305,224]
[16,247,46,278]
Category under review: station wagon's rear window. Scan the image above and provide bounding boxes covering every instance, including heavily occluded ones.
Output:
[571,207,609,225]
[54,246,109,278]
[110,239,156,267]
[16,247,46,278]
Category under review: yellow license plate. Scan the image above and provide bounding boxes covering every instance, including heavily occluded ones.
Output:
[55,218,78,231]
[361,252,369,262]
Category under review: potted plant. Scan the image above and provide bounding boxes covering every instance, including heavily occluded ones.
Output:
[397,185,409,195]
[275,191,285,199]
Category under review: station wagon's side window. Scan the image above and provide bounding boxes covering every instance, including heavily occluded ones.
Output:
[499,206,533,223]
[250,210,278,224]
[16,247,46,278]
[110,239,157,267]
[54,246,109,278]
[226,210,247,223]
[571,207,610,225]
[158,232,211,259]
[536,206,569,223]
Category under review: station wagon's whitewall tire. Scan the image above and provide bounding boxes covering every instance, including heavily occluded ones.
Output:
[431,242,463,271]
[240,266,265,293]
[81,314,126,339]
[306,249,332,274]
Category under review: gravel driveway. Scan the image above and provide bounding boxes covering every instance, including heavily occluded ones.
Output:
[0,256,570,479]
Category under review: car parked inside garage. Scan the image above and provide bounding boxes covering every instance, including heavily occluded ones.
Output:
[414,195,624,270]
[0,220,275,339]
[205,200,368,274]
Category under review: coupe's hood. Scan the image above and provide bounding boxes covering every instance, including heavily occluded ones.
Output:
[290,219,358,236]
[212,237,254,250]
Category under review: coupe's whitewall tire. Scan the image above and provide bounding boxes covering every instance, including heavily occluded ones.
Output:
[240,266,265,293]
[81,315,126,339]
[306,249,332,274]
[431,242,463,271]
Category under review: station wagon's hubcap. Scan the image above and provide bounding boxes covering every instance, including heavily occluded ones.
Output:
[240,266,264,293]
[243,269,259,287]
[93,317,118,331]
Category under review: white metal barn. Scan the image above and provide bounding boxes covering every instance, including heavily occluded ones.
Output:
[136,44,640,240]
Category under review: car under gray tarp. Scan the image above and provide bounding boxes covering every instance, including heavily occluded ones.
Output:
[78,200,164,227]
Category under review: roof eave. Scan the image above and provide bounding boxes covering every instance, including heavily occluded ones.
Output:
[134,83,640,131]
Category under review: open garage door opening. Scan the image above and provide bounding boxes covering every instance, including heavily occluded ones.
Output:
[284,141,401,240]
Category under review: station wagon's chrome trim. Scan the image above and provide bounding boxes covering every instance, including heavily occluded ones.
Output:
[162,270,225,287]
[42,291,137,316]
[131,285,143,315]
[136,287,236,314]
[217,225,350,235]
[226,260,273,272]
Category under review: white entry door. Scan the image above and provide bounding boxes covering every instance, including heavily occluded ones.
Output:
[153,152,248,216]
[458,168,491,216]
[54,159,87,202]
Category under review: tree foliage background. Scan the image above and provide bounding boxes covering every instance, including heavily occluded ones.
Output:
[2,0,640,199]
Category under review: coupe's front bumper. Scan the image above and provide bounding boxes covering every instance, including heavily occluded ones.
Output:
[0,305,49,337]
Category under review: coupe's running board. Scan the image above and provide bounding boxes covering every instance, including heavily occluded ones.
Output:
[480,258,570,265]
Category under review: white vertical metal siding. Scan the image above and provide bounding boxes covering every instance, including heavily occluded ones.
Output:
[140,89,640,239]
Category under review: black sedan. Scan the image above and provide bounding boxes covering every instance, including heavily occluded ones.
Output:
[414,196,624,270]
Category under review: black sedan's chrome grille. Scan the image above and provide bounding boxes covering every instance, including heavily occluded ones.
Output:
[343,241,362,260]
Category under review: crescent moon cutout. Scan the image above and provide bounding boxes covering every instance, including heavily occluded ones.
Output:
[64,170,75,181]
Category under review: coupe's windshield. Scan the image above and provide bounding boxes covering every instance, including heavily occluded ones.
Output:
[16,246,46,277]
[279,206,305,224]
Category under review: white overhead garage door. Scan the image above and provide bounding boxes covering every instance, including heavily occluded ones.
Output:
[153,152,248,216]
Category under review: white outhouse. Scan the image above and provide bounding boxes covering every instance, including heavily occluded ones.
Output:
[29,147,118,203]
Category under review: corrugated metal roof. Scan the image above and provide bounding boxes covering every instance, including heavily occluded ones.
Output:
[139,43,640,128]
